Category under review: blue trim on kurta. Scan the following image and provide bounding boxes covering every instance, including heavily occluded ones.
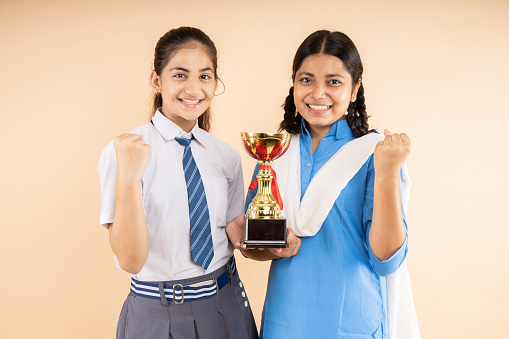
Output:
[246,119,408,339]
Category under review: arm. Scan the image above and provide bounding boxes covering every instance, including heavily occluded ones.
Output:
[109,133,151,274]
[368,130,410,261]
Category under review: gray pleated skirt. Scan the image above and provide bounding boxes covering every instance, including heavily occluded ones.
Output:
[116,257,258,339]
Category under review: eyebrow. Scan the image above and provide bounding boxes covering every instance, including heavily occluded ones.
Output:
[326,74,345,80]
[169,67,213,73]
[298,72,314,78]
[297,71,345,80]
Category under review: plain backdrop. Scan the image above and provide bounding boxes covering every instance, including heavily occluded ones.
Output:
[1,0,508,338]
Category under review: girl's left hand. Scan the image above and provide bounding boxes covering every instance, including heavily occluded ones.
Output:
[374,129,411,179]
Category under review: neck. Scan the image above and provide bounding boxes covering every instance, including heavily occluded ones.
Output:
[161,110,197,133]
[179,121,196,133]
[307,117,346,154]
[309,125,330,154]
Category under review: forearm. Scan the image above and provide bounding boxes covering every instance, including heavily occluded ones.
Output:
[369,173,406,261]
[110,180,149,274]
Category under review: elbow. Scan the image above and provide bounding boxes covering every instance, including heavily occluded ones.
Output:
[369,236,408,276]
[118,258,145,274]
[124,266,143,275]
[371,247,398,262]
[109,234,149,275]
[372,261,402,277]
[114,250,148,274]
[370,249,406,276]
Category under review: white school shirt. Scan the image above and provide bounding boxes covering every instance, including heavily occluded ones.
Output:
[98,110,245,281]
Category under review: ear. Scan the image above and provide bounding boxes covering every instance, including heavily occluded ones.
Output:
[351,78,361,102]
[150,71,161,93]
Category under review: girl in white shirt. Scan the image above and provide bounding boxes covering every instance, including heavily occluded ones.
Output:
[98,26,258,339]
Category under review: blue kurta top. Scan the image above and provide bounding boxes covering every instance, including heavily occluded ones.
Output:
[246,119,408,339]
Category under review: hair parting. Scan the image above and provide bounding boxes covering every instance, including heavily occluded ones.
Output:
[150,26,220,132]
[279,30,373,138]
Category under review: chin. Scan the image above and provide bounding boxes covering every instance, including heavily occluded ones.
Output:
[179,110,206,121]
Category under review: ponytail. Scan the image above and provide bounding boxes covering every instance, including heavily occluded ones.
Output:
[346,82,372,138]
[278,86,303,134]
[151,92,162,116]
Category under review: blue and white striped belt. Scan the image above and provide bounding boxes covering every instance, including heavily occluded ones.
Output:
[130,258,236,304]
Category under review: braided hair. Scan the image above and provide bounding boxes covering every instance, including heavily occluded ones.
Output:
[279,30,372,138]
[150,27,219,132]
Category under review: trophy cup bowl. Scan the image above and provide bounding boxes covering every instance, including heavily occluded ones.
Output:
[241,132,291,248]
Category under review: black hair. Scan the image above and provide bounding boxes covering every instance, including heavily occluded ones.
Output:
[279,30,372,138]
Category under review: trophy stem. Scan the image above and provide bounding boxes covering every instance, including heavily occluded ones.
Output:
[246,160,281,219]
[257,160,273,198]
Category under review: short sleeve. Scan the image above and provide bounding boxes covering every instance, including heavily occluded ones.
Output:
[226,153,245,224]
[97,140,117,229]
[363,157,410,276]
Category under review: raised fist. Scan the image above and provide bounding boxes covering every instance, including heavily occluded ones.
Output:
[113,133,150,183]
[374,129,411,179]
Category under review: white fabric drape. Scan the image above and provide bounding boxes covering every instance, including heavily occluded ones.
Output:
[271,134,420,339]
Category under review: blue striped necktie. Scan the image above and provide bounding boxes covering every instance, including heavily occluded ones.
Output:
[175,137,214,269]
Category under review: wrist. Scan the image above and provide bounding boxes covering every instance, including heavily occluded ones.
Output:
[374,170,400,183]
[117,172,142,186]
[374,175,400,188]
[116,177,141,192]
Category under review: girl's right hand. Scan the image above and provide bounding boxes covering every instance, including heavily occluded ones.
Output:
[113,133,150,184]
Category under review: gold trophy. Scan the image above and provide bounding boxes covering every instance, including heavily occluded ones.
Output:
[241,132,291,248]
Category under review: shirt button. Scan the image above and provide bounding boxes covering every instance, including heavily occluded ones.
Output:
[307,163,311,167]
[244,301,249,307]
[239,282,243,288]
[242,291,246,297]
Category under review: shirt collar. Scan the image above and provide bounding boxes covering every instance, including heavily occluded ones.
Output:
[300,118,354,140]
[152,109,207,146]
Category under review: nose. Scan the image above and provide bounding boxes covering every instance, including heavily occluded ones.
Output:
[311,83,326,100]
[184,78,201,96]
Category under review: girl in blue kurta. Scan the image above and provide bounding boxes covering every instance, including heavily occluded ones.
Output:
[236,30,419,338]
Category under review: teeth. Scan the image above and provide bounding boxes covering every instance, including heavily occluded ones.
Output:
[309,104,331,111]
[180,99,200,104]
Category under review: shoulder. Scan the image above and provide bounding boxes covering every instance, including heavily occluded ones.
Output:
[343,133,380,176]
[362,130,383,142]
[353,131,383,163]
[128,122,152,136]
[98,122,153,169]
[103,122,153,149]
[98,139,116,174]
[109,122,153,149]
[201,131,241,162]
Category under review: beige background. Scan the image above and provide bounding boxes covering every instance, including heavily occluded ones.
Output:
[1,0,508,338]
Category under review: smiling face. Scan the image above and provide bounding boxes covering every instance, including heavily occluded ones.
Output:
[150,44,217,132]
[293,53,360,139]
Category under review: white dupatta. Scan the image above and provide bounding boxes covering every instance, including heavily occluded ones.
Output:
[271,133,420,339]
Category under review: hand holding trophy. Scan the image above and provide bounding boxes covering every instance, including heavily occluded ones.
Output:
[241,132,291,248]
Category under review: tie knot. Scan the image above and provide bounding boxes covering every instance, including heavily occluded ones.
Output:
[175,137,192,147]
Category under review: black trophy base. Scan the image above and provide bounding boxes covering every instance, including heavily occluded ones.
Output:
[243,218,288,248]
